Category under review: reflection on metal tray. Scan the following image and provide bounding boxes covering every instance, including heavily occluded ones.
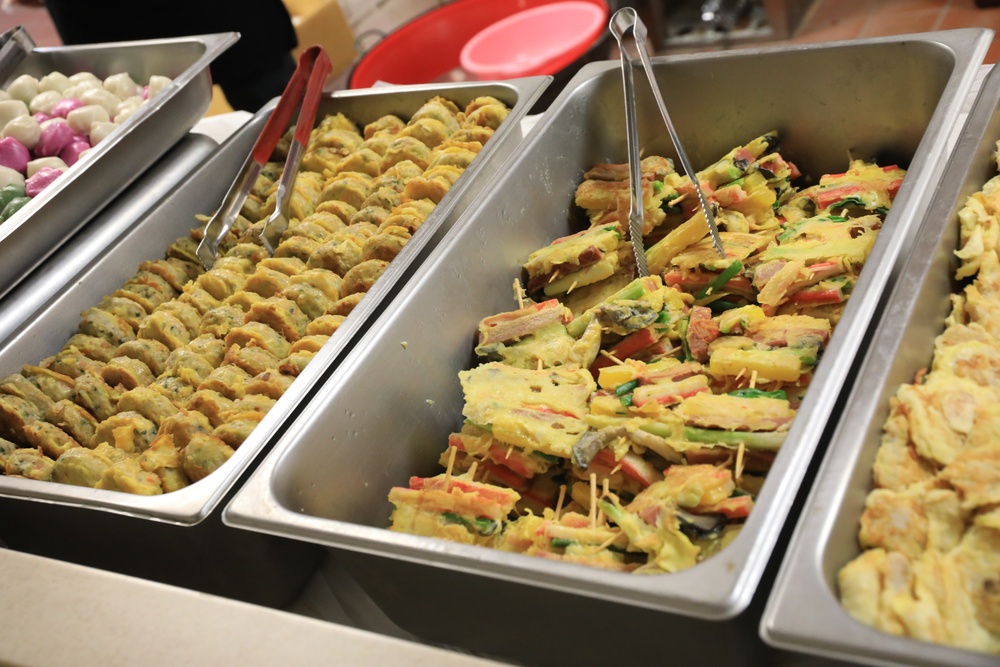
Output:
[223,27,992,634]
[761,63,1000,667]
[0,77,548,603]
[0,31,236,300]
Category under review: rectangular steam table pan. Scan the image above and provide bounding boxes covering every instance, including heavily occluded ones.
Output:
[760,56,1000,667]
[224,27,992,635]
[0,77,547,604]
[0,32,236,299]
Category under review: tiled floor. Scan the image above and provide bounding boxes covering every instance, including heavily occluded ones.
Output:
[789,0,1000,63]
[4,0,1000,66]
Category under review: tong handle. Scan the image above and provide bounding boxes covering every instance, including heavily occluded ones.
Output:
[196,46,330,268]
[609,13,649,279]
[251,45,326,167]
[611,8,726,260]
[258,47,332,252]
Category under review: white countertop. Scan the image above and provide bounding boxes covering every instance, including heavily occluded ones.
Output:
[0,549,502,667]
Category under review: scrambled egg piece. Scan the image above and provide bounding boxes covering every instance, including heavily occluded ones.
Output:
[838,144,1000,655]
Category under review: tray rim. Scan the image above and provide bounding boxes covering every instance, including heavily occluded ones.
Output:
[760,50,1000,667]
[223,28,995,621]
[0,75,550,526]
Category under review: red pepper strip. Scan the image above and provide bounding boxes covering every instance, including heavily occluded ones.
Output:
[664,270,755,299]
[702,495,754,519]
[448,433,538,479]
[589,326,661,375]
[815,184,865,209]
[631,385,708,408]
[592,449,662,487]
[479,463,531,492]
[409,476,520,504]
[785,286,845,305]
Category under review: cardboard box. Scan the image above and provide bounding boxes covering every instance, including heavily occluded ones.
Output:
[283,0,358,78]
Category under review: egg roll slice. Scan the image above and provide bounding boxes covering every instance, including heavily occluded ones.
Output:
[100,356,153,391]
[198,364,252,400]
[186,334,226,368]
[181,433,235,481]
[186,389,235,428]
[328,292,365,317]
[177,286,222,316]
[91,410,157,454]
[45,399,98,446]
[279,350,315,377]
[306,314,346,336]
[150,376,197,406]
[362,230,410,263]
[97,458,163,495]
[223,344,282,377]
[44,349,104,379]
[364,114,405,139]
[113,281,171,314]
[242,266,292,298]
[74,372,121,422]
[162,348,216,386]
[213,416,264,449]
[24,420,80,459]
[52,446,113,488]
[154,301,202,338]
[307,237,362,277]
[79,307,135,346]
[62,335,117,363]
[332,147,382,178]
[22,365,75,403]
[245,370,294,400]
[273,235,319,264]
[0,373,54,414]
[137,310,192,351]
[225,290,265,313]
[138,434,189,493]
[5,448,55,480]
[96,296,148,332]
[117,386,179,427]
[245,297,309,342]
[114,339,170,377]
[381,136,432,171]
[138,257,202,291]
[399,117,450,149]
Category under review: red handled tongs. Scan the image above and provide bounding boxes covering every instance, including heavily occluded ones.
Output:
[196,45,332,268]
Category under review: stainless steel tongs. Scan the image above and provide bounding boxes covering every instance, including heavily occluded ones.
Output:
[196,45,332,268]
[609,7,726,273]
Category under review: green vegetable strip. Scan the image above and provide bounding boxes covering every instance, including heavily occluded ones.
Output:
[614,379,640,396]
[695,260,743,300]
[682,426,786,451]
[728,388,788,400]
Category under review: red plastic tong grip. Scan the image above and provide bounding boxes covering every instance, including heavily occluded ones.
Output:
[250,45,332,165]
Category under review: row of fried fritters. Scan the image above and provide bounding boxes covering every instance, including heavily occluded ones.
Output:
[0,94,510,495]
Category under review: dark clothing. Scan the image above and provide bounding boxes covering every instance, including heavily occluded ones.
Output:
[42,0,298,111]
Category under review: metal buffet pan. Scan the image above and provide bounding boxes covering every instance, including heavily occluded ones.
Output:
[0,31,236,300]
[759,58,1000,667]
[223,29,991,662]
[0,77,548,606]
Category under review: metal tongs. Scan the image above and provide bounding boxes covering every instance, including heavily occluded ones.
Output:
[196,45,332,268]
[609,7,726,275]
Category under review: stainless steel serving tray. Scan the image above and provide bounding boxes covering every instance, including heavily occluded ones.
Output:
[0,76,547,525]
[0,31,236,299]
[760,64,1000,667]
[224,28,992,627]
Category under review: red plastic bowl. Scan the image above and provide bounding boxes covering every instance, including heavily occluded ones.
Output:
[460,2,607,79]
[348,0,610,89]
